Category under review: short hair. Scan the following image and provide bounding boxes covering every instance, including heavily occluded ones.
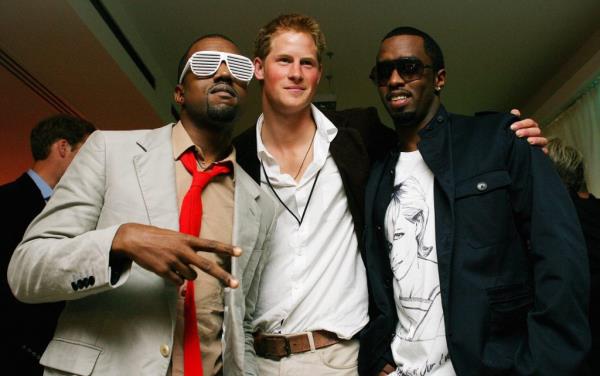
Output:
[176,34,237,83]
[254,13,326,63]
[546,138,585,192]
[30,115,96,161]
[381,26,445,71]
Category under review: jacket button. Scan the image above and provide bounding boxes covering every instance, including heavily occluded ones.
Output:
[476,182,488,191]
[376,225,382,231]
[89,276,95,286]
[160,344,170,357]
[436,115,444,123]
[71,282,78,291]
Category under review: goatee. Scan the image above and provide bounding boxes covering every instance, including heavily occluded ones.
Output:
[207,103,237,123]
[392,111,417,128]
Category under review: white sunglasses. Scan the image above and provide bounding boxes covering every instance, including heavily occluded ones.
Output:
[179,51,254,84]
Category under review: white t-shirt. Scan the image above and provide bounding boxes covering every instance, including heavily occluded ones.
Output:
[384,150,456,375]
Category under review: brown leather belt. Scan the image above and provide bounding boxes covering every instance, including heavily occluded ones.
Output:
[253,330,341,360]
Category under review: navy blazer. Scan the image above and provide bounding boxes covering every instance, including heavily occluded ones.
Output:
[360,107,590,375]
[0,173,64,373]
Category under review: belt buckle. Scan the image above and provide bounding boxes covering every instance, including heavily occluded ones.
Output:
[282,336,292,356]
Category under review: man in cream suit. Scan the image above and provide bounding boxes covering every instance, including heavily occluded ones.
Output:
[8,34,276,375]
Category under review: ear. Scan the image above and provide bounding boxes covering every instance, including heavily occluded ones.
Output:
[174,84,185,105]
[435,68,446,91]
[254,57,265,80]
[316,63,323,85]
[55,139,70,158]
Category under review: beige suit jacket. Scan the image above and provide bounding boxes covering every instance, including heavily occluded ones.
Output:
[8,124,276,376]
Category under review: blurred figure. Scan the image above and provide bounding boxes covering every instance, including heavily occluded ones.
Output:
[547,137,600,372]
[0,114,95,374]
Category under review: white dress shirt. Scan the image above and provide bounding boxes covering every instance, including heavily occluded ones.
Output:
[252,105,369,339]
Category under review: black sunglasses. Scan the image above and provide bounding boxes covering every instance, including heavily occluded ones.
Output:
[369,57,433,86]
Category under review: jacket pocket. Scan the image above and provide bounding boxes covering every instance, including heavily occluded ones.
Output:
[482,284,533,373]
[455,170,512,248]
[486,283,533,333]
[40,338,102,376]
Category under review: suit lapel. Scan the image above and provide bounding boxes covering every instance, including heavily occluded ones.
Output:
[370,152,398,312]
[417,107,455,316]
[231,164,260,279]
[133,125,180,231]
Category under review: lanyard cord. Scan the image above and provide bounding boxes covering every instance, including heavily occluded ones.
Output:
[260,160,321,226]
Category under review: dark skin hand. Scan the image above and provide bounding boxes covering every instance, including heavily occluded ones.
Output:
[377,363,397,375]
[111,223,242,287]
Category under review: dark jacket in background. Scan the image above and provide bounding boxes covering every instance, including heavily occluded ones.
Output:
[1,173,64,374]
[570,191,600,374]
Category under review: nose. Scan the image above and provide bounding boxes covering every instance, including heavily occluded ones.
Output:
[387,68,405,87]
[288,61,302,82]
[214,61,233,82]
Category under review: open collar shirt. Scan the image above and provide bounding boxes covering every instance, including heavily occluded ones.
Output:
[252,105,369,339]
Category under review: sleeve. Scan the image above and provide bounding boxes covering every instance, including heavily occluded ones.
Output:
[242,197,278,375]
[7,131,131,304]
[504,118,591,374]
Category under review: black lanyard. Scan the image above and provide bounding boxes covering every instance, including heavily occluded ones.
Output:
[261,161,320,227]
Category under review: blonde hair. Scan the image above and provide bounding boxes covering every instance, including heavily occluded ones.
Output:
[546,138,585,192]
[254,13,326,63]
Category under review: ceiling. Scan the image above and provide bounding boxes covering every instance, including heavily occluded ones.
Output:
[1,0,599,182]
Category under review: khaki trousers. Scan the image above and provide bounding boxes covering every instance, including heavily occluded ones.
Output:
[257,339,359,376]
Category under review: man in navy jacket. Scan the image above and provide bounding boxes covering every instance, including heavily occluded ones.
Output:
[360,27,590,376]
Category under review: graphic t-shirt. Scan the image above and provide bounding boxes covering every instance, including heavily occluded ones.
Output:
[384,150,456,376]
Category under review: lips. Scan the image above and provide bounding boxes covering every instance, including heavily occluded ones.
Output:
[284,86,305,94]
[386,90,411,108]
[209,83,237,98]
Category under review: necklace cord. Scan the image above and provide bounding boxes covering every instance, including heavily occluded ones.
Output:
[261,160,320,226]
[293,128,316,180]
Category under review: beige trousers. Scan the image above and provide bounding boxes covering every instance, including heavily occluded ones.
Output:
[257,339,359,376]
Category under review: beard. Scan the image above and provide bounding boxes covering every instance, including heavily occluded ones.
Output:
[185,102,238,129]
[391,111,417,128]
[207,102,238,123]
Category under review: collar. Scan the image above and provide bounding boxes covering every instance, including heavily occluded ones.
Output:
[255,104,338,164]
[27,169,53,201]
[418,105,449,138]
[171,121,236,173]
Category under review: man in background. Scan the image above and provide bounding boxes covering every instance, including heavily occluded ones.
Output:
[0,114,95,374]
[547,137,599,374]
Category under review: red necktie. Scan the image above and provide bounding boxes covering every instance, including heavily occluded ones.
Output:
[179,148,231,376]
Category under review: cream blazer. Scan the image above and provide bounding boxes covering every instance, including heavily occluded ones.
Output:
[8,125,275,375]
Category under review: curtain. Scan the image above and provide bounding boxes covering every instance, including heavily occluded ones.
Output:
[545,78,600,196]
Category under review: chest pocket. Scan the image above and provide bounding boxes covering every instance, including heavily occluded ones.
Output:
[455,170,513,248]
